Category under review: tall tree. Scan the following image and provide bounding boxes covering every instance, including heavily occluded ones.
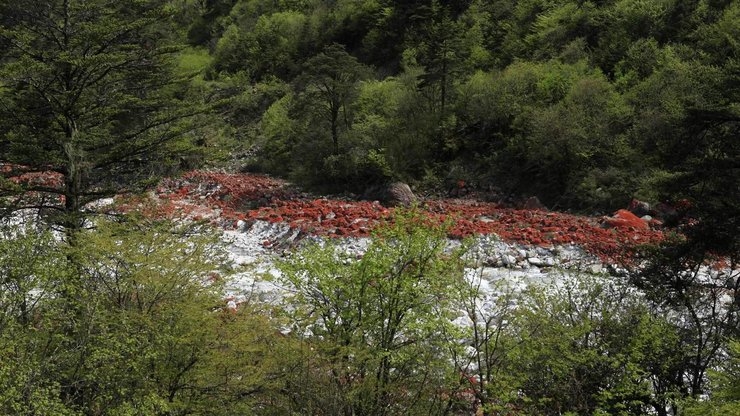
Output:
[0,0,206,232]
[293,43,370,156]
[405,0,466,161]
[408,0,463,117]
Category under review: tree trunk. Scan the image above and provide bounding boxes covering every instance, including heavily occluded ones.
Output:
[63,138,83,234]
[331,105,340,155]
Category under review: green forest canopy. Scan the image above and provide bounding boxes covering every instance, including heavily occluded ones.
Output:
[190,0,738,213]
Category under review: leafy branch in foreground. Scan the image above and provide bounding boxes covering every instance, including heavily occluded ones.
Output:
[278,209,468,415]
[0,217,288,415]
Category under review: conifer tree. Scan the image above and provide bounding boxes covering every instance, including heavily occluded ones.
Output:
[0,0,205,231]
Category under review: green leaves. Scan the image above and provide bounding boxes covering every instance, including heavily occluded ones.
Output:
[0,0,208,230]
[484,272,688,415]
[278,209,466,414]
[0,216,294,414]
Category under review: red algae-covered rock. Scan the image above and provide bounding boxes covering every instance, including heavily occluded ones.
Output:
[1,164,64,190]
[141,171,667,263]
[243,199,392,238]
[159,171,292,210]
[603,209,649,230]
[19,169,662,266]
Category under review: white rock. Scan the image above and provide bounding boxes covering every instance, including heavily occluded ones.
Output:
[529,257,556,267]
[501,255,517,266]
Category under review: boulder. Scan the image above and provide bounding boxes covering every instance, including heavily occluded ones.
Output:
[653,202,680,225]
[387,182,417,206]
[627,198,651,217]
[602,209,649,229]
[363,182,417,207]
[447,179,469,198]
[522,196,547,211]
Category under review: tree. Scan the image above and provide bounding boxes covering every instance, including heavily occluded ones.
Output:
[450,265,523,415]
[524,72,634,209]
[0,216,290,415]
[407,0,464,118]
[0,0,206,232]
[682,339,740,415]
[293,43,370,156]
[498,272,687,416]
[213,11,307,80]
[629,30,739,406]
[466,59,635,209]
[629,110,739,410]
[0,223,72,415]
[278,209,467,415]
[403,0,467,162]
[523,1,596,62]
[268,43,375,192]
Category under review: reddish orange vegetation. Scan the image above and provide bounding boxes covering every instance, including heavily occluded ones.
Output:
[1,165,66,205]
[246,199,392,238]
[155,171,292,221]
[425,201,663,263]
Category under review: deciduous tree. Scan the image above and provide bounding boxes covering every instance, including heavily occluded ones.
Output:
[278,209,466,415]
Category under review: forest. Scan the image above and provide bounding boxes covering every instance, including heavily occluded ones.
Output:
[0,0,738,415]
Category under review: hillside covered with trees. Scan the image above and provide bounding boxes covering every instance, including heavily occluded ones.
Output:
[188,0,738,212]
[0,0,738,415]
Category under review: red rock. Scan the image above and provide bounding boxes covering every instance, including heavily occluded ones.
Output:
[135,171,671,262]
[604,209,649,230]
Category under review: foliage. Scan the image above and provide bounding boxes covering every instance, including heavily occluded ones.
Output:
[629,109,739,407]
[683,339,740,415]
[2,0,740,413]
[213,11,307,80]
[277,209,467,415]
[628,43,739,404]
[450,261,715,416]
[501,272,686,416]
[0,223,72,415]
[293,43,371,156]
[0,0,212,232]
[183,0,739,210]
[252,43,384,191]
[0,217,289,415]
